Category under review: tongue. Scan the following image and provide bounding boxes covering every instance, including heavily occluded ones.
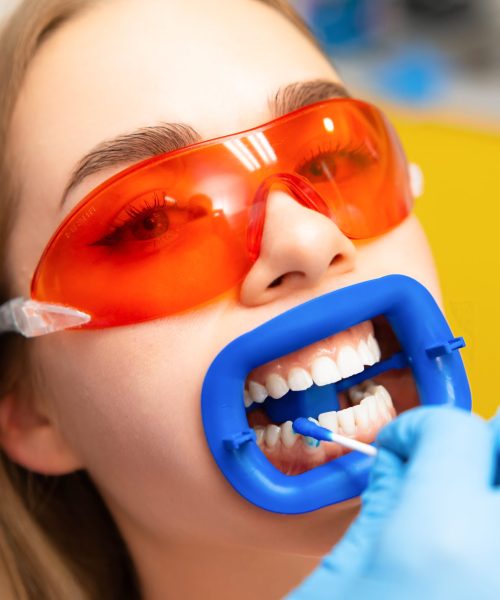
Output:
[247,407,272,427]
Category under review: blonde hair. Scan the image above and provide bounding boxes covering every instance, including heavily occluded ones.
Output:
[0,1,317,597]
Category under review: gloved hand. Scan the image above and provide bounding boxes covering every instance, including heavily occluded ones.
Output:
[286,406,500,600]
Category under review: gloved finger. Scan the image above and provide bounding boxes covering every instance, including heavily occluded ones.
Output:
[489,408,500,486]
[284,564,341,600]
[376,406,493,491]
[321,444,405,575]
[286,449,405,600]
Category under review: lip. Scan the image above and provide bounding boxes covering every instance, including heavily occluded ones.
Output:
[201,275,471,514]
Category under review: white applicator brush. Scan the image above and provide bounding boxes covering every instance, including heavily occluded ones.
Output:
[292,417,378,457]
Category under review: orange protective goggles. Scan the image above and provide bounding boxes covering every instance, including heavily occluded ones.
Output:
[29,98,413,329]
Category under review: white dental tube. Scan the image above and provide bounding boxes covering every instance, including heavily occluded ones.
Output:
[0,297,91,337]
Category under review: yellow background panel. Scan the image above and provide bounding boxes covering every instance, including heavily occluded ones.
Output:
[391,115,500,418]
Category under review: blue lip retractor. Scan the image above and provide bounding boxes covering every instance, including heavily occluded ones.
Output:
[201,275,471,514]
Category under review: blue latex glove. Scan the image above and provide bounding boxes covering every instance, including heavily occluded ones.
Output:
[286,406,500,600]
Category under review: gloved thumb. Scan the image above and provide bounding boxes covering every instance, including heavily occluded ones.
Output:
[490,407,500,486]
[285,427,406,600]
[320,434,405,576]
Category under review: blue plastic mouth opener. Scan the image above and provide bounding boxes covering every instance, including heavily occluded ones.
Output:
[201,275,471,515]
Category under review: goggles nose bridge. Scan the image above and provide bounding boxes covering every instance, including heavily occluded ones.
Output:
[246,172,331,261]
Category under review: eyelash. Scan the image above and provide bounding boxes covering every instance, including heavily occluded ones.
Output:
[93,139,376,247]
[296,140,376,173]
[113,191,167,228]
[94,192,169,248]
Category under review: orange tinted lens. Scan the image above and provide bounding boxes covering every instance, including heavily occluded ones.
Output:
[32,146,253,327]
[31,98,411,327]
[263,100,412,238]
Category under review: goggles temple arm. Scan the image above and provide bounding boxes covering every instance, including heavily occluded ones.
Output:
[0,298,91,338]
[409,162,424,199]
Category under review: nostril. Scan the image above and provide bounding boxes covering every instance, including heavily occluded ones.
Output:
[330,254,344,267]
[268,275,284,288]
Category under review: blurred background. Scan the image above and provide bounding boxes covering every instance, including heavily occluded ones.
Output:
[292,0,500,120]
[291,0,500,418]
[2,0,499,417]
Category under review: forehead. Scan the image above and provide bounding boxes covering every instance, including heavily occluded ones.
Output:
[6,0,340,297]
[10,0,337,195]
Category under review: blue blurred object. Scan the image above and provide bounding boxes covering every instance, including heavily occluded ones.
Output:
[294,0,385,52]
[372,45,451,105]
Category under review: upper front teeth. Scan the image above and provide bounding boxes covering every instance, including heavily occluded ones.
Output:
[287,367,313,391]
[265,374,289,399]
[336,346,364,378]
[248,381,267,404]
[245,333,381,407]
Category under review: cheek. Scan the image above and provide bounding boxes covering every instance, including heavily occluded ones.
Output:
[33,316,227,538]
[33,308,352,551]
[355,215,442,307]
[32,304,360,553]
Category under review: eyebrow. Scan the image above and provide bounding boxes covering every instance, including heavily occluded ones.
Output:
[60,79,350,209]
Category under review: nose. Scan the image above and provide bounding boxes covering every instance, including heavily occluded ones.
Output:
[239,188,356,306]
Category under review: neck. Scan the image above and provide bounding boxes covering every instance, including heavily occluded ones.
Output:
[130,534,321,600]
[101,490,359,599]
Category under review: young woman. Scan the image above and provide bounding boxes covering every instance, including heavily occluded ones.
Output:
[0,0,442,597]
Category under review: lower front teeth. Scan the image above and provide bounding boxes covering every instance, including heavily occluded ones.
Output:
[253,384,395,451]
[280,420,298,448]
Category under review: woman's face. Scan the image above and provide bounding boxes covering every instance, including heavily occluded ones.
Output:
[6,0,440,558]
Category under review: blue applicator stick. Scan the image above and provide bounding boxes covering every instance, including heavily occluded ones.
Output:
[293,417,378,457]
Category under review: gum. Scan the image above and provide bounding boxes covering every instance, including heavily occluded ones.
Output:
[246,319,374,387]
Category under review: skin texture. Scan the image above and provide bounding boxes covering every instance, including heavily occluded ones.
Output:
[0,0,442,598]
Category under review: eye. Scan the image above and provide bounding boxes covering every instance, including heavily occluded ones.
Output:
[91,192,212,248]
[128,206,169,241]
[93,193,171,246]
[297,143,376,184]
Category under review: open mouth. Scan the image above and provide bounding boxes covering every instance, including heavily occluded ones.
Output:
[202,275,470,514]
[244,315,419,476]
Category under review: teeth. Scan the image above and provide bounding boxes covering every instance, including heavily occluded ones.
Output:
[265,373,289,399]
[353,404,370,429]
[362,395,380,422]
[347,379,381,405]
[347,384,368,405]
[318,410,339,433]
[244,328,385,414]
[287,367,313,391]
[377,399,392,422]
[310,356,342,386]
[356,339,376,366]
[367,334,381,362]
[248,381,267,404]
[337,407,356,435]
[336,346,364,379]
[373,384,393,408]
[251,385,395,451]
[280,420,298,448]
[243,389,253,408]
[254,426,265,447]
[264,424,281,448]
